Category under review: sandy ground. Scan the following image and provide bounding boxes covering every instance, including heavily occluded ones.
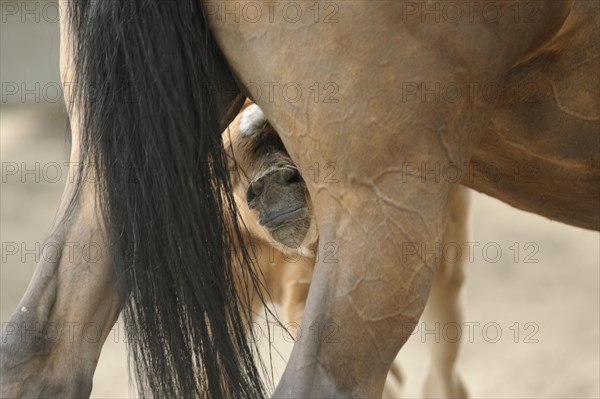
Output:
[1,105,598,398]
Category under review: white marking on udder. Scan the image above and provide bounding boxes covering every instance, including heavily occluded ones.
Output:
[239,104,267,136]
[21,306,28,313]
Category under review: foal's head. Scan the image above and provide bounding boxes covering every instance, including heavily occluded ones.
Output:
[224,102,317,251]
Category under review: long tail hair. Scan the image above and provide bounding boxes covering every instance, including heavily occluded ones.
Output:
[66,1,267,397]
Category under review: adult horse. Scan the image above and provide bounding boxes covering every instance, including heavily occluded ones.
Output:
[1,1,598,398]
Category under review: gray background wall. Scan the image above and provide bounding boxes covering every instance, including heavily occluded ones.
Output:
[1,0,62,105]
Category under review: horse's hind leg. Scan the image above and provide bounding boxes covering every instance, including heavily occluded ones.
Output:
[0,5,122,396]
[0,121,121,397]
[423,186,470,398]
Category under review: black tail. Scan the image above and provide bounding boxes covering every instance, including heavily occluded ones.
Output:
[66,1,266,397]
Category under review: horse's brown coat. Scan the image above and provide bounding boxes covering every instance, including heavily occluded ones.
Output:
[466,1,599,229]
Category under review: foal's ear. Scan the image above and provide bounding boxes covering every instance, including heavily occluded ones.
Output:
[240,98,255,111]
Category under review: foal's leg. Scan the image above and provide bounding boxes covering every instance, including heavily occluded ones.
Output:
[423,186,470,398]
[278,255,314,329]
[382,362,406,398]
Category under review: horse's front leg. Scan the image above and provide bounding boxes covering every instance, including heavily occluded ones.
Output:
[272,134,466,397]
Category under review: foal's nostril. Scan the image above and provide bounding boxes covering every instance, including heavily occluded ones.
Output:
[246,184,257,205]
[286,168,301,185]
[246,179,263,205]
